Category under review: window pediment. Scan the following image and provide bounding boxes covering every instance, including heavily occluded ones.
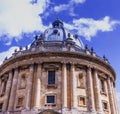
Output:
[43,64,59,70]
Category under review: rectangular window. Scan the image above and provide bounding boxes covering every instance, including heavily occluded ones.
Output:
[16,97,24,108]
[47,96,55,104]
[77,73,85,88]
[20,75,26,89]
[102,101,108,110]
[3,81,7,93]
[0,81,7,96]
[48,71,55,85]
[78,96,86,106]
[100,79,105,93]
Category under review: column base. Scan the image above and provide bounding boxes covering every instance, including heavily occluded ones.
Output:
[96,111,103,114]
[21,108,39,114]
[20,108,103,114]
[33,107,40,111]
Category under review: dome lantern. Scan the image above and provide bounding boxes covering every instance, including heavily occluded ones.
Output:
[52,18,64,28]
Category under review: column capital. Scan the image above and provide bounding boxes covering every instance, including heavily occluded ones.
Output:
[86,66,92,73]
[92,67,98,72]
[37,64,42,78]
[107,76,112,82]
[93,69,97,76]
[86,65,91,69]
[71,63,75,68]
[14,67,19,71]
[29,64,34,71]
[61,61,67,64]
[38,61,43,64]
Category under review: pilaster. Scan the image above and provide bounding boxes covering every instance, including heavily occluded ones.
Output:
[107,77,115,114]
[25,64,34,109]
[2,71,13,111]
[111,81,119,114]
[71,64,77,108]
[8,68,18,111]
[86,67,95,112]
[93,69,102,113]
[34,63,41,109]
[62,63,67,108]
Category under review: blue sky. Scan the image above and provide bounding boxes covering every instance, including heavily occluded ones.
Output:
[0,0,120,109]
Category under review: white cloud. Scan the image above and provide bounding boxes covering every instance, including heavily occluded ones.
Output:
[0,0,50,45]
[54,0,86,15]
[64,16,120,40]
[0,46,19,65]
[54,4,69,13]
[70,0,86,4]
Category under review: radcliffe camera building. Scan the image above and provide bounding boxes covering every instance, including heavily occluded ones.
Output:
[0,19,119,114]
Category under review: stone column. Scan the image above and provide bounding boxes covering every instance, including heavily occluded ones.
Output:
[62,63,67,108]
[25,64,34,109]
[86,67,95,112]
[2,71,13,111]
[34,63,41,109]
[111,82,118,114]
[107,77,115,114]
[113,86,119,114]
[8,68,18,111]
[93,69,102,113]
[71,64,76,108]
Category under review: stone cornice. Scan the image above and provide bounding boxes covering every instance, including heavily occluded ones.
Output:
[0,51,116,80]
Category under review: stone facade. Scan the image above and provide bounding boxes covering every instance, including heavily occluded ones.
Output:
[0,19,119,114]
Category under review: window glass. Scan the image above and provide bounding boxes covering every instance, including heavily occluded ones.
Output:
[78,96,86,106]
[102,101,108,110]
[47,96,55,103]
[77,73,85,88]
[17,97,24,106]
[20,75,26,89]
[100,79,105,92]
[48,71,55,84]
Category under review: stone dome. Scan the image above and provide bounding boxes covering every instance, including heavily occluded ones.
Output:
[0,18,118,114]
[31,18,84,49]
